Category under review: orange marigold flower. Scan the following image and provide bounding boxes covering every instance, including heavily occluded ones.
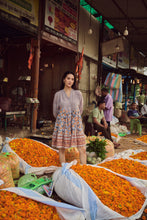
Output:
[130,152,147,160]
[142,215,146,220]
[71,164,145,217]
[99,158,147,179]
[9,138,60,167]
[0,191,61,219]
[137,135,147,144]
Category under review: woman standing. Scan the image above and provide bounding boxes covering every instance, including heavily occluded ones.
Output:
[52,71,86,164]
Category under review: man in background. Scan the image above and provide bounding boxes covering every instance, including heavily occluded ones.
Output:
[138,91,145,112]
[141,100,147,117]
[88,99,120,148]
[128,102,147,124]
[101,88,113,127]
[88,99,113,141]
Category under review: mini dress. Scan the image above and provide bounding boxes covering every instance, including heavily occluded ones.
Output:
[52,89,85,149]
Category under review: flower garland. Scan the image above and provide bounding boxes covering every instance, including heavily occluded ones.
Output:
[0,191,60,219]
[9,138,60,167]
[99,158,147,179]
[71,164,145,217]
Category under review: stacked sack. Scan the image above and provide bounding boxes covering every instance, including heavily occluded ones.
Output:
[0,152,19,189]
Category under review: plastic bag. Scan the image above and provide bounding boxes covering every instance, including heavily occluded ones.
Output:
[0,160,15,189]
[0,152,19,179]
[53,161,147,220]
[111,116,119,125]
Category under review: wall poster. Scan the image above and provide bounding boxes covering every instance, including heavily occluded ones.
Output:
[44,0,78,44]
[0,0,39,27]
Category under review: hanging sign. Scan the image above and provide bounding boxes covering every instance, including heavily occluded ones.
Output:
[137,53,145,74]
[0,0,39,27]
[44,0,78,44]
[102,26,118,67]
[117,39,129,68]
[130,46,138,71]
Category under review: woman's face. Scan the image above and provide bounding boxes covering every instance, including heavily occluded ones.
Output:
[64,73,75,88]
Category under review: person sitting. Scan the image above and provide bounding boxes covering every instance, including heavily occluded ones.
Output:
[138,92,145,112]
[128,102,147,126]
[87,99,120,148]
[141,100,147,117]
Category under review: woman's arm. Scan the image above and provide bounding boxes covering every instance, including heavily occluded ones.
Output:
[53,92,59,118]
[79,91,83,115]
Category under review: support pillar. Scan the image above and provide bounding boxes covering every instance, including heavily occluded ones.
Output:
[125,80,128,111]
[30,39,40,132]
[30,0,42,133]
[133,83,136,103]
[97,18,104,86]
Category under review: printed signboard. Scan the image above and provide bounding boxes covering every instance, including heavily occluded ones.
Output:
[0,0,39,27]
[44,0,78,44]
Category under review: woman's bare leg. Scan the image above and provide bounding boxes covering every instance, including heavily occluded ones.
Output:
[78,146,87,164]
[59,148,65,164]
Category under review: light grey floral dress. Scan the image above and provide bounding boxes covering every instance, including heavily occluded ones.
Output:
[52,89,85,149]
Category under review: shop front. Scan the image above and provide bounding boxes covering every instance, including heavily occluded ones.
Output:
[0,0,39,130]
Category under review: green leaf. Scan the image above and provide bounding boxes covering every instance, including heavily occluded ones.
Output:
[86,137,107,161]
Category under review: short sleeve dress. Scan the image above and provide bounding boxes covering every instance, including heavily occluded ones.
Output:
[52,89,85,149]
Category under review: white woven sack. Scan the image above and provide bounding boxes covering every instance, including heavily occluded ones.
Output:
[102,149,147,166]
[2,137,59,175]
[53,161,147,220]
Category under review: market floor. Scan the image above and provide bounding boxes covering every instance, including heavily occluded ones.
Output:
[0,125,147,153]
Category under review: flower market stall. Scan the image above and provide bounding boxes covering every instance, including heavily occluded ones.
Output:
[0,135,147,219]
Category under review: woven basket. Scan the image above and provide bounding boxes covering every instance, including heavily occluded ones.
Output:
[65,147,80,163]
[105,139,115,158]
[0,152,20,179]
[0,160,15,189]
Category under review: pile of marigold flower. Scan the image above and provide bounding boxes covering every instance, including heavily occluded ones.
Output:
[136,135,147,144]
[0,191,60,220]
[99,158,147,179]
[71,164,145,217]
[130,151,147,160]
[9,138,60,167]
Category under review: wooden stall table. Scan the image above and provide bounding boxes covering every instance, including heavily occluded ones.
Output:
[0,110,26,131]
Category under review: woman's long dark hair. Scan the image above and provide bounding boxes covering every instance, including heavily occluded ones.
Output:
[60,71,76,90]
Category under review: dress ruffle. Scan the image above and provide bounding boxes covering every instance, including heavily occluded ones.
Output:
[52,109,85,149]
